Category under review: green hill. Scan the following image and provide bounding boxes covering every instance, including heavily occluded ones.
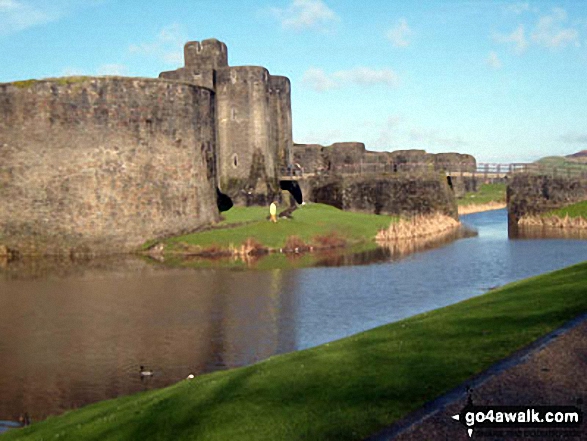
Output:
[534,152,587,169]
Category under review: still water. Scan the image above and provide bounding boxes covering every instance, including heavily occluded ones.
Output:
[1,209,586,422]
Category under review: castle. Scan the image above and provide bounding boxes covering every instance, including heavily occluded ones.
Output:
[0,39,292,255]
[160,39,292,205]
[0,38,472,256]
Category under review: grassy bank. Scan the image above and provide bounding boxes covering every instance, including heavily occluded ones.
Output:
[457,183,507,215]
[7,261,587,441]
[547,200,587,219]
[156,203,395,254]
[458,183,506,206]
[518,200,587,229]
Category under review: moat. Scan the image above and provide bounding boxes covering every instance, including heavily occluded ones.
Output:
[1,208,587,423]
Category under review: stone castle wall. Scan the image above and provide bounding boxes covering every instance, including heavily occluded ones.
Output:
[0,77,219,254]
[268,75,293,170]
[216,66,278,204]
[307,174,458,218]
[507,174,587,225]
[292,143,476,174]
[160,39,292,205]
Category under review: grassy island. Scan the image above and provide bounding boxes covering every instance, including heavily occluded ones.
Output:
[7,261,587,441]
[151,203,396,255]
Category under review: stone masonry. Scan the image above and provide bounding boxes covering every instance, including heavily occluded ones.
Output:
[160,39,293,205]
[0,39,293,254]
[0,77,219,254]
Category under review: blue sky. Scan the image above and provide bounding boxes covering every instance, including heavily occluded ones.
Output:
[1,0,586,163]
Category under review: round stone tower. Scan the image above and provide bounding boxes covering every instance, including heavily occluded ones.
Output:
[0,77,219,254]
[268,75,293,172]
[215,66,279,205]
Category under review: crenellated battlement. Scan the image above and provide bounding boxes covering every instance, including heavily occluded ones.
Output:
[268,75,291,94]
[1,38,293,253]
[184,38,228,70]
[216,66,270,86]
[159,39,293,205]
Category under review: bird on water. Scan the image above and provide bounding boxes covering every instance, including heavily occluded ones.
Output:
[140,366,154,377]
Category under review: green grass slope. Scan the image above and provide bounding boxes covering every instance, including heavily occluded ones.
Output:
[164,203,395,251]
[457,183,506,206]
[546,200,587,219]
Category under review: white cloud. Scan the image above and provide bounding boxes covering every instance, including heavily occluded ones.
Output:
[0,0,104,36]
[301,67,337,91]
[59,64,131,77]
[503,2,530,15]
[485,51,502,69]
[386,18,412,48]
[531,8,580,49]
[270,0,339,32]
[409,128,467,148]
[373,115,403,147]
[298,128,342,145]
[60,67,86,76]
[302,66,400,92]
[129,23,186,65]
[335,67,399,87]
[560,133,587,144]
[0,0,56,35]
[97,64,129,76]
[493,8,581,55]
[492,24,528,54]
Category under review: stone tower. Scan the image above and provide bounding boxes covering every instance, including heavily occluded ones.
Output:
[269,75,293,170]
[160,39,292,206]
[159,38,227,89]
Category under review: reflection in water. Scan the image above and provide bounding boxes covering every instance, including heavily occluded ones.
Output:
[0,264,299,422]
[513,225,587,240]
[377,226,477,259]
[1,209,587,423]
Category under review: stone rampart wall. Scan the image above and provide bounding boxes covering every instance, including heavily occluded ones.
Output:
[306,174,458,218]
[0,77,219,254]
[507,174,587,224]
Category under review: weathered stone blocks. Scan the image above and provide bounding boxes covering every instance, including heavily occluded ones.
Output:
[507,174,587,225]
[307,174,458,219]
[0,77,219,254]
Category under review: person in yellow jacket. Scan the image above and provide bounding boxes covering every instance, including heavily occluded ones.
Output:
[269,201,277,223]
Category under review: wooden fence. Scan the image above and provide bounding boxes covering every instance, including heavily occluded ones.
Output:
[280,162,587,180]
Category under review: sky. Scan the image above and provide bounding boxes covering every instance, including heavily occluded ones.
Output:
[1,0,587,163]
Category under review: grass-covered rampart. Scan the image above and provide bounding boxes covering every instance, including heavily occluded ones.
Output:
[518,200,587,229]
[7,261,587,441]
[153,203,396,255]
[547,200,587,219]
